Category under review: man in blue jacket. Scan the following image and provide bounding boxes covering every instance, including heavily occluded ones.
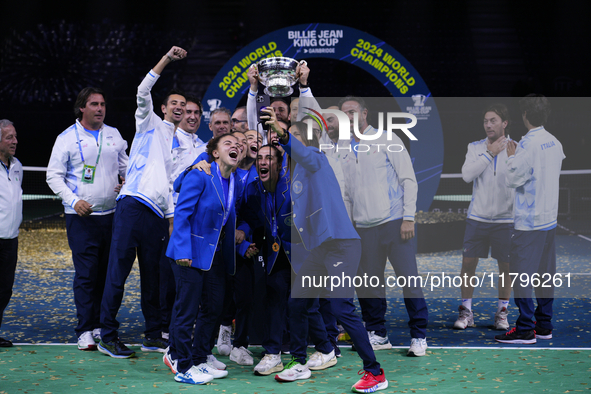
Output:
[261,108,388,393]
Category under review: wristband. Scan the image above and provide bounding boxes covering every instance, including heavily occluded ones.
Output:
[299,82,309,88]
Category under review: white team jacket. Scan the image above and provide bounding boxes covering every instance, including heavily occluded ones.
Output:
[0,157,23,239]
[506,126,565,231]
[46,120,128,215]
[171,128,206,204]
[462,138,514,223]
[340,126,418,228]
[119,71,176,218]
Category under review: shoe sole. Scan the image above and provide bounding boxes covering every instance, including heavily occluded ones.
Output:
[275,369,312,382]
[352,379,389,393]
[494,338,537,344]
[407,348,427,357]
[164,355,178,374]
[494,324,510,331]
[453,320,474,329]
[536,333,552,339]
[97,343,135,358]
[78,344,97,351]
[371,343,392,351]
[254,363,284,376]
[141,346,168,353]
[174,375,213,385]
[308,357,337,370]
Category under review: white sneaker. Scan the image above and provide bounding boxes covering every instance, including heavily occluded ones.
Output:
[454,305,474,329]
[77,331,97,351]
[494,307,510,330]
[254,353,283,376]
[368,331,392,350]
[216,325,232,356]
[207,354,226,370]
[163,351,178,374]
[194,362,228,379]
[92,328,101,342]
[407,338,427,357]
[275,359,311,382]
[174,365,214,385]
[230,346,254,365]
[307,349,337,370]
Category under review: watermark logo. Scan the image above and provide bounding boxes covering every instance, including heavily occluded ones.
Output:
[303,108,417,142]
[301,106,418,154]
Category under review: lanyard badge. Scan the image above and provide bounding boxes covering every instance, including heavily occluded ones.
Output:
[82,164,96,183]
[75,125,103,185]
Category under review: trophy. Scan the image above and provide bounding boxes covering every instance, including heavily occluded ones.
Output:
[255,57,307,97]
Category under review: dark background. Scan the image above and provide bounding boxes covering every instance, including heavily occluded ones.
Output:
[1,0,589,171]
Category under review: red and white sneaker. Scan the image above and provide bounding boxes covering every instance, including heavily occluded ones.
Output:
[163,351,178,374]
[77,331,97,351]
[351,368,388,393]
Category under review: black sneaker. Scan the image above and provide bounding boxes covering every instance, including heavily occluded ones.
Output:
[494,327,536,344]
[98,339,136,358]
[141,337,168,353]
[534,325,553,339]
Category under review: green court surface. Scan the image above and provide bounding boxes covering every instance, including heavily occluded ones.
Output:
[1,346,589,393]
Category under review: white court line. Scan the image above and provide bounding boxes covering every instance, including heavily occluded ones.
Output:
[11,343,591,351]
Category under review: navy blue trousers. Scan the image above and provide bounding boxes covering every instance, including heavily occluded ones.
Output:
[66,214,113,336]
[511,228,556,332]
[225,256,254,348]
[159,233,175,335]
[100,197,167,342]
[169,260,205,373]
[0,237,18,329]
[261,252,291,355]
[356,219,428,339]
[193,251,227,365]
[290,239,380,375]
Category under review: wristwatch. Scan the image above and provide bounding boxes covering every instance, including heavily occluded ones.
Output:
[486,149,495,158]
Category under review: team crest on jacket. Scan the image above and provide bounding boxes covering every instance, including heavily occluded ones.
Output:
[293,181,303,194]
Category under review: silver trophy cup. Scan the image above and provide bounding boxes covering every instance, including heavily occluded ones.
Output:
[256,57,307,97]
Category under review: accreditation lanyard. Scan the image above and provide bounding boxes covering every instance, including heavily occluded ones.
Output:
[265,190,279,239]
[75,125,103,184]
[216,164,235,227]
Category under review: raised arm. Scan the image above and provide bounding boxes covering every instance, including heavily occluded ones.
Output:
[136,46,187,123]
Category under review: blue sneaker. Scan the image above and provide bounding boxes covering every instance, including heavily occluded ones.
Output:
[98,339,135,358]
[141,337,168,353]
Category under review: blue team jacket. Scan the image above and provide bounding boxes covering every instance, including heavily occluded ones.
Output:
[280,135,359,250]
[166,161,242,274]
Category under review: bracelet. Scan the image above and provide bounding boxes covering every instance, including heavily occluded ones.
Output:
[165,53,174,61]
[486,149,495,158]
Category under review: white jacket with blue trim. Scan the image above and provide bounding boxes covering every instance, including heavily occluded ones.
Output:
[462,138,514,223]
[119,71,176,218]
[505,126,565,231]
[46,120,128,215]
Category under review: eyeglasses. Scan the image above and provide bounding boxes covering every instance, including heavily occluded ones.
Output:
[231,119,247,125]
